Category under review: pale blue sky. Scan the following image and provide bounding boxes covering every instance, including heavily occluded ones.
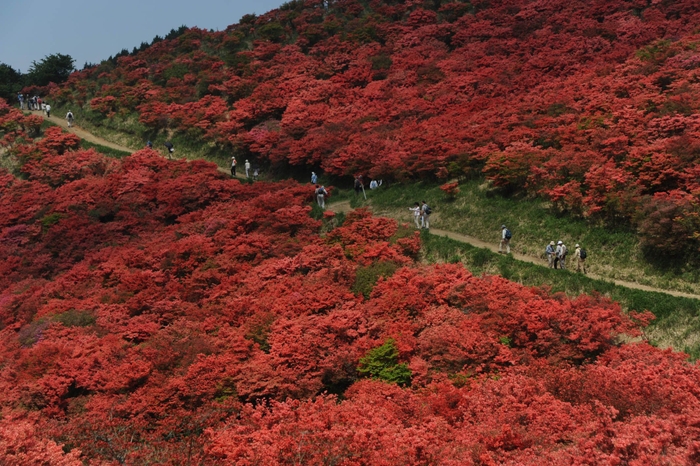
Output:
[0,0,288,73]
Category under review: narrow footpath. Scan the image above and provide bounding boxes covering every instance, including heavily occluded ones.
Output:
[29,110,245,178]
[328,200,700,300]
[30,110,135,154]
[28,112,700,300]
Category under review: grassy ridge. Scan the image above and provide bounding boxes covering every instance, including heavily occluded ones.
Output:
[419,230,700,358]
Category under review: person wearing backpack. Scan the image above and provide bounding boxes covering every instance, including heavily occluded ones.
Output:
[66,110,74,128]
[45,103,51,118]
[500,225,511,254]
[574,244,587,273]
[164,141,175,159]
[315,185,328,209]
[230,156,237,176]
[421,201,431,229]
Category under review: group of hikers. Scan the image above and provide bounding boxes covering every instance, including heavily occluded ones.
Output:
[500,225,587,273]
[18,93,74,127]
[409,201,432,229]
[231,156,259,180]
[544,240,587,273]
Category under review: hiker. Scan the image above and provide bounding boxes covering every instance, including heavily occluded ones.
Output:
[66,110,74,128]
[45,103,51,118]
[574,244,587,273]
[370,179,382,189]
[421,201,431,229]
[409,202,422,229]
[146,140,153,149]
[545,241,556,268]
[37,97,42,110]
[18,93,24,110]
[354,176,363,195]
[164,141,174,159]
[499,225,511,254]
[253,167,259,181]
[311,171,318,184]
[315,184,328,209]
[231,156,237,176]
[245,160,251,178]
[556,241,567,270]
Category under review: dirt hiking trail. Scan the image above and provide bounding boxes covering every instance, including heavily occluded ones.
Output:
[30,110,248,178]
[31,110,135,154]
[30,113,700,300]
[328,200,700,300]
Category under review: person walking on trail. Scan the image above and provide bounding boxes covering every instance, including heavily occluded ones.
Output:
[421,201,432,229]
[253,167,259,181]
[555,241,568,270]
[315,185,328,209]
[545,241,556,268]
[66,110,74,128]
[409,202,422,229]
[245,160,251,178]
[574,244,587,274]
[164,141,174,159]
[18,93,24,110]
[45,104,51,118]
[231,156,237,176]
[311,172,318,184]
[354,176,362,195]
[499,225,511,254]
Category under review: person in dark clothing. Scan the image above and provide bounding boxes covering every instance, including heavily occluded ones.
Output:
[164,141,174,159]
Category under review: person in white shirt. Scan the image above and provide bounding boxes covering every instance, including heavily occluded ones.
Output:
[409,202,421,229]
[245,160,251,178]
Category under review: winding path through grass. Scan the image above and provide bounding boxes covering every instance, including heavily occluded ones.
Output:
[29,111,700,301]
[328,200,700,300]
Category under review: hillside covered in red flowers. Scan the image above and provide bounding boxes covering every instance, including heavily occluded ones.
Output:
[43,0,700,255]
[3,98,700,463]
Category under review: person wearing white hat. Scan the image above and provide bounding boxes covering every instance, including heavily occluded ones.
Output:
[556,241,568,270]
[554,241,563,269]
[245,159,251,178]
[574,244,587,274]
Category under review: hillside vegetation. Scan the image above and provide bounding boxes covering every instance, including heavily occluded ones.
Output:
[43,0,700,260]
[4,0,700,463]
[3,95,700,464]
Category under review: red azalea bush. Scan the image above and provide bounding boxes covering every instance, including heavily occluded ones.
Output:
[440,181,460,199]
[1,108,700,464]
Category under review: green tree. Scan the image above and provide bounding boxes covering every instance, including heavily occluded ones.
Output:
[357,338,412,386]
[0,62,23,101]
[26,53,75,87]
